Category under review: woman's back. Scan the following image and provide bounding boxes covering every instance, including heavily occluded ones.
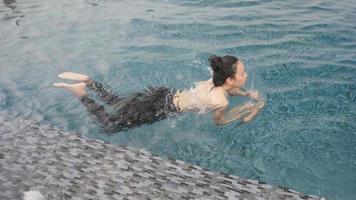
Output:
[174,79,228,111]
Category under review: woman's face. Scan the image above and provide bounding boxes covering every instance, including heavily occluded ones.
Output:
[229,61,248,88]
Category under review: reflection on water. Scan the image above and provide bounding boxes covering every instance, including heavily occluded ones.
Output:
[2,0,24,24]
[4,0,16,10]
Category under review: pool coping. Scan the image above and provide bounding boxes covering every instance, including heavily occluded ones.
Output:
[0,113,325,200]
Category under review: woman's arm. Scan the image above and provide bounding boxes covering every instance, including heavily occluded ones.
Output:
[227,87,249,96]
[213,103,254,125]
[228,88,261,100]
[213,100,266,125]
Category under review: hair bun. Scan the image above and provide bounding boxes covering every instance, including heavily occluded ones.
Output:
[208,55,223,73]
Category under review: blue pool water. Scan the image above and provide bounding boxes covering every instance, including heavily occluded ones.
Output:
[1,0,355,199]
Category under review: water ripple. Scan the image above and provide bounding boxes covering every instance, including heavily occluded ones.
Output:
[1,0,356,199]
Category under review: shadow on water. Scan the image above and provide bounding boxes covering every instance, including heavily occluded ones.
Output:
[2,0,24,25]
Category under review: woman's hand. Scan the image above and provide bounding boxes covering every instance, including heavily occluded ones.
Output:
[254,99,265,109]
[241,108,259,123]
[247,90,260,100]
[241,99,266,123]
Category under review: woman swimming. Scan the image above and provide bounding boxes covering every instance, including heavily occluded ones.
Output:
[54,55,265,133]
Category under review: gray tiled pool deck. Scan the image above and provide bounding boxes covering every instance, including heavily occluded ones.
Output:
[0,114,325,200]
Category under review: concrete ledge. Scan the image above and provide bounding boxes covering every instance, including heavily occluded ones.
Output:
[0,114,324,200]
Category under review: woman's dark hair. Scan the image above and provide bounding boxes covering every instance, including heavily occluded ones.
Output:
[209,55,238,87]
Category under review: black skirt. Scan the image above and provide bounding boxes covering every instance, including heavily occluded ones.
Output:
[80,81,179,133]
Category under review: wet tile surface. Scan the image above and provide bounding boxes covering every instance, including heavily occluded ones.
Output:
[0,114,324,200]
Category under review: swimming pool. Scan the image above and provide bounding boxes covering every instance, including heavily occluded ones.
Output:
[0,0,355,199]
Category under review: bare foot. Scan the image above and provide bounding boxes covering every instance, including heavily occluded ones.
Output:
[53,82,86,97]
[57,72,92,85]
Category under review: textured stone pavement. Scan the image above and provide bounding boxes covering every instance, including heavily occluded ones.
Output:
[0,114,325,200]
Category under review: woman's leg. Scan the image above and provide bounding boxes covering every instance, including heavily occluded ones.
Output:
[80,96,123,133]
[87,81,126,107]
[53,81,123,133]
[57,72,125,107]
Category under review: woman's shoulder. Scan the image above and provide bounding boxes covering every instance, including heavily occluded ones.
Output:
[210,87,229,107]
[193,79,212,87]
